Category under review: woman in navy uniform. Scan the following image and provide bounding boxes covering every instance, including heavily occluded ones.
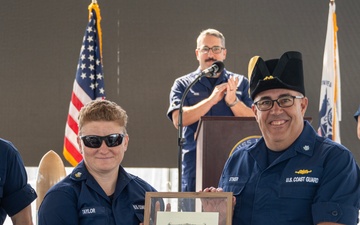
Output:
[38,100,161,225]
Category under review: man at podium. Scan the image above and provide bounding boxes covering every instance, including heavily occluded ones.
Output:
[167,28,253,210]
[215,51,360,224]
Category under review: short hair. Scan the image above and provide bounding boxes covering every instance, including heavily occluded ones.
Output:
[196,28,225,48]
[78,99,128,134]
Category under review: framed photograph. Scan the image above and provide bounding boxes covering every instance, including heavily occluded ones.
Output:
[143,192,233,225]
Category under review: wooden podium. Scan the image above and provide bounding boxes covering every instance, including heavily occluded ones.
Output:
[195,116,260,191]
[195,116,312,191]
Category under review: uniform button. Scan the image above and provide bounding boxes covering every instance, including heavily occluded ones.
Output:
[331,210,338,216]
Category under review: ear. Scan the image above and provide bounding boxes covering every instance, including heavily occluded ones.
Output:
[222,48,227,60]
[123,135,129,152]
[252,104,260,122]
[195,48,200,60]
[300,97,308,116]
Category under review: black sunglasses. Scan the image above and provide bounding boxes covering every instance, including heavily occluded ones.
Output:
[80,133,125,148]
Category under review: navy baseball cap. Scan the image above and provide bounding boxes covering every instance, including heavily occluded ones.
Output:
[248,51,305,100]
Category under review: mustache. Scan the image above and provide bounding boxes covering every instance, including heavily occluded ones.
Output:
[205,58,217,62]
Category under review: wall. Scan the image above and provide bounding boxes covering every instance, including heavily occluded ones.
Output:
[1,0,359,167]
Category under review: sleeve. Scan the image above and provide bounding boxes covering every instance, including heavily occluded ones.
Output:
[166,78,185,121]
[312,146,360,224]
[131,176,164,224]
[237,75,253,107]
[38,189,78,225]
[0,141,37,217]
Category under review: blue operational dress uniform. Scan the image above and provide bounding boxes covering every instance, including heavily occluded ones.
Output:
[38,161,159,225]
[167,68,253,193]
[0,138,37,224]
[219,121,360,225]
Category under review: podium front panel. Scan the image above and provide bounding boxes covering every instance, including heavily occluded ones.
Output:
[195,116,260,191]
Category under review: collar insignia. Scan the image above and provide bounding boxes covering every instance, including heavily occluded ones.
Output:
[75,172,82,178]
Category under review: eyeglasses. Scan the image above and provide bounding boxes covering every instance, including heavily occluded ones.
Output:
[80,133,125,148]
[198,46,225,54]
[254,95,304,111]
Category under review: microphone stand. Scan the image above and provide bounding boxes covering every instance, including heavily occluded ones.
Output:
[177,71,212,193]
[177,70,210,211]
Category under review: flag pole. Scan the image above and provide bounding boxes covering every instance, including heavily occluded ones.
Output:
[88,1,103,58]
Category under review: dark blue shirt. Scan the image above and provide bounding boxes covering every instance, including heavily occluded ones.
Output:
[0,138,37,224]
[38,161,159,225]
[219,121,360,224]
[167,68,253,179]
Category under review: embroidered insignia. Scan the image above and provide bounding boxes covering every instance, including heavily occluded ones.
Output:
[295,169,312,175]
[132,204,145,210]
[303,145,310,151]
[229,177,239,182]
[263,75,274,80]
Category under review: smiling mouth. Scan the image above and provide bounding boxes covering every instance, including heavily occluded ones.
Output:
[270,120,287,126]
[97,157,113,160]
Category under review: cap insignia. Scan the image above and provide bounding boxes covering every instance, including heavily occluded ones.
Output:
[263,75,274,80]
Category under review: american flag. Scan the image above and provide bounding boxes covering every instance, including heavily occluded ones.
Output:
[63,3,105,166]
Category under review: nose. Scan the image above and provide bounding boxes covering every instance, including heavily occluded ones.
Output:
[98,141,110,152]
[206,49,215,56]
[270,101,283,114]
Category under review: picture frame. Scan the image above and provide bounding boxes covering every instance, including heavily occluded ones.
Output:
[143,192,233,225]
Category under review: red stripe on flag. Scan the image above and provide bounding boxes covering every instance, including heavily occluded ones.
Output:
[67,114,79,136]
[71,92,84,111]
[64,137,82,163]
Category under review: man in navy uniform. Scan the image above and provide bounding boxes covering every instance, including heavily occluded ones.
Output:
[0,138,37,225]
[206,51,360,224]
[167,29,253,205]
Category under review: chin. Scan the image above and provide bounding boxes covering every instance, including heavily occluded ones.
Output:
[267,132,286,141]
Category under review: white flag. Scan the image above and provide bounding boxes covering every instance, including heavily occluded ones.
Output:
[317,1,341,143]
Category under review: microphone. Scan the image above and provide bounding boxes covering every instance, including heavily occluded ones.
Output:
[201,61,225,77]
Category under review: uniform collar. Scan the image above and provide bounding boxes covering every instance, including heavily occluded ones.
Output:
[193,68,227,88]
[70,161,135,201]
[289,121,316,156]
[193,67,227,78]
[249,121,316,169]
[69,161,134,185]
[69,160,88,181]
